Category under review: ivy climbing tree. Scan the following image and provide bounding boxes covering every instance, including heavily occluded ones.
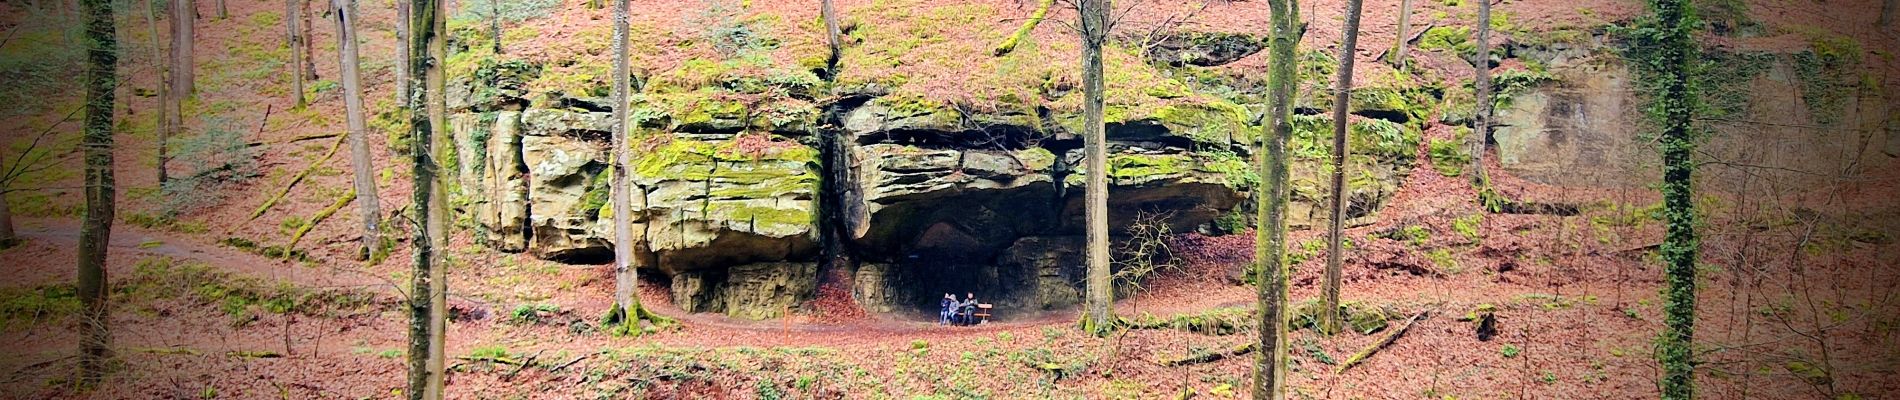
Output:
[1622,0,1703,398]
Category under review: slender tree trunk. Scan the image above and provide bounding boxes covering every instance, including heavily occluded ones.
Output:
[821,0,840,73]
[1392,0,1412,69]
[0,189,16,248]
[148,0,172,190]
[395,0,410,105]
[1254,0,1300,397]
[1881,0,1897,30]
[288,0,306,109]
[490,0,502,54]
[301,0,317,81]
[77,0,118,386]
[608,0,640,330]
[1079,0,1115,337]
[334,0,381,260]
[1648,0,1700,397]
[171,0,193,95]
[1320,0,1363,337]
[404,0,446,398]
[216,0,227,19]
[1469,0,1492,189]
[424,0,449,396]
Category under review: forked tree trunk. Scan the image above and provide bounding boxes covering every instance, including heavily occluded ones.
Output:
[1254,0,1300,397]
[1320,0,1364,337]
[77,0,118,386]
[333,0,381,260]
[1078,0,1115,337]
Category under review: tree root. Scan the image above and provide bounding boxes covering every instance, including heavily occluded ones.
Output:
[1334,310,1427,373]
[248,134,347,222]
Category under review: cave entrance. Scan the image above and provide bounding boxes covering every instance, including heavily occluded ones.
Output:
[866,223,1081,323]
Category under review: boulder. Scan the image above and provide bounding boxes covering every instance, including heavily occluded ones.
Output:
[722,262,819,320]
[1144,32,1265,67]
[521,130,611,260]
[481,111,529,252]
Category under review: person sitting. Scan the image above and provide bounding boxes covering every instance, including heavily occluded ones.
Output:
[939,294,956,326]
[959,292,979,326]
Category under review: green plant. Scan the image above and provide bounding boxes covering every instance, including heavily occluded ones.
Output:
[1501,344,1522,358]
[1426,249,1460,274]
[162,116,260,216]
[1428,129,1471,177]
[508,303,561,325]
[1452,214,1484,243]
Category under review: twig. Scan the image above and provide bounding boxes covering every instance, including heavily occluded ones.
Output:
[1335,310,1428,373]
[247,132,341,147]
[1159,342,1256,367]
[548,353,592,372]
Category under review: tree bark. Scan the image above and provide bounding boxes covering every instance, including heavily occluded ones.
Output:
[1254,0,1300,397]
[395,0,410,105]
[0,188,16,248]
[424,0,448,396]
[171,0,194,95]
[1079,0,1115,337]
[148,0,173,190]
[491,0,502,54]
[1392,0,1412,69]
[1320,0,1364,337]
[1469,0,1492,189]
[288,0,306,109]
[216,0,227,19]
[608,0,641,330]
[301,0,317,81]
[1646,0,1700,397]
[821,0,841,73]
[77,0,117,386]
[333,0,381,260]
[404,0,447,398]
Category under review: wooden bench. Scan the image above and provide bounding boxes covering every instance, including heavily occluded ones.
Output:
[974,304,993,324]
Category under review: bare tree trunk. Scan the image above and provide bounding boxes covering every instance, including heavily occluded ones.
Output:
[424,0,448,396]
[0,189,16,248]
[404,0,446,398]
[301,0,317,81]
[1469,0,1492,188]
[171,0,193,94]
[77,0,118,386]
[1882,0,1897,30]
[1254,0,1300,397]
[607,0,641,331]
[288,0,306,109]
[821,0,840,73]
[395,0,410,105]
[148,0,172,190]
[333,0,381,260]
[1392,0,1412,69]
[216,0,227,19]
[1320,0,1364,337]
[1078,0,1115,337]
[491,0,502,54]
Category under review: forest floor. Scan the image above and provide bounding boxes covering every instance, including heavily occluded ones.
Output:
[5,0,1900,398]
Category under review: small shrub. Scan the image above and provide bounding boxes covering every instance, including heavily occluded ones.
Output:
[1501,344,1521,358]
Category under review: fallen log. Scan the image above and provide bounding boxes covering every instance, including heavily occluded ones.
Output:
[247,132,340,147]
[1160,342,1257,367]
[284,188,356,252]
[247,134,346,222]
[1335,310,1427,374]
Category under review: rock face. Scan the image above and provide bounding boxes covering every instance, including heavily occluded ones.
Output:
[1493,50,1895,188]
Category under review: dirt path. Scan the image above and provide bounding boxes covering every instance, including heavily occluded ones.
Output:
[1,217,391,293]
